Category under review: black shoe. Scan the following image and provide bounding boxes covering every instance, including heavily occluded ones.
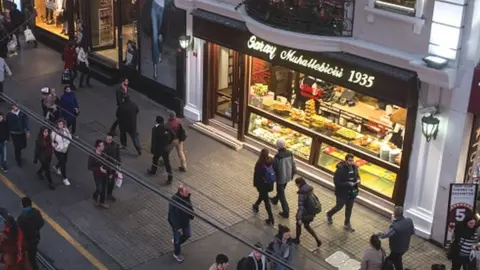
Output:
[138,151,142,156]
[252,204,259,213]
[37,171,44,180]
[147,169,156,175]
[2,166,7,172]
[344,225,355,232]
[107,195,116,202]
[48,183,55,190]
[270,197,278,205]
[279,212,289,219]
[292,238,300,245]
[315,239,322,248]
[265,219,274,226]
[179,166,187,172]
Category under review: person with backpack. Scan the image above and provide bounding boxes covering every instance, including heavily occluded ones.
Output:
[267,224,293,270]
[376,206,414,270]
[360,235,385,270]
[292,177,322,248]
[252,148,275,226]
[270,139,296,219]
[147,116,173,184]
[237,242,267,270]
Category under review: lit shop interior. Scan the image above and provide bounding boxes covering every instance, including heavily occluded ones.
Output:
[211,45,408,201]
[34,0,75,39]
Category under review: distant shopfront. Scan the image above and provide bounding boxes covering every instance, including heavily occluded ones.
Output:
[193,10,419,206]
[27,0,187,115]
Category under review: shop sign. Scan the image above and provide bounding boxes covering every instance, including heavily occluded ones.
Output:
[246,35,376,89]
[444,183,478,247]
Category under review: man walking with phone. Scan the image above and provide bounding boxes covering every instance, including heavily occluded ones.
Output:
[88,140,111,209]
[326,153,360,232]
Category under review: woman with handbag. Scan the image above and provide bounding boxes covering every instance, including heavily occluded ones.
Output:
[76,44,91,88]
[450,215,480,270]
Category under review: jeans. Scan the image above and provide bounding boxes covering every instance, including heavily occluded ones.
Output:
[326,197,355,226]
[27,243,39,270]
[67,118,77,135]
[151,1,164,65]
[172,225,191,255]
[10,133,26,166]
[54,151,68,179]
[0,141,7,169]
[386,252,405,270]
[150,151,173,181]
[254,190,273,221]
[120,130,141,154]
[78,62,91,86]
[272,183,289,216]
[93,175,107,204]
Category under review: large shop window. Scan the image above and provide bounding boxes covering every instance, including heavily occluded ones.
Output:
[246,58,406,199]
[34,0,71,39]
[137,0,184,90]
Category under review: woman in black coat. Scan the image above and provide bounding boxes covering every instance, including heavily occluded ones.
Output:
[252,148,274,225]
[34,126,54,190]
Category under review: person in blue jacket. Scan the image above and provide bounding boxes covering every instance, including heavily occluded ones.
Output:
[60,86,79,137]
[6,103,30,167]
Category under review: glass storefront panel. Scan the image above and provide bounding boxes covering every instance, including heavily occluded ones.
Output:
[215,46,234,118]
[318,143,396,198]
[138,0,184,89]
[34,0,69,39]
[248,57,405,167]
[248,112,312,160]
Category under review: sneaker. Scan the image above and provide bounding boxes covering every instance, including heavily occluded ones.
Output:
[53,165,61,175]
[252,204,259,213]
[264,219,274,226]
[344,225,355,232]
[98,203,110,209]
[63,178,71,186]
[48,183,55,190]
[179,166,187,172]
[2,166,7,172]
[279,212,289,219]
[326,214,333,225]
[173,254,184,263]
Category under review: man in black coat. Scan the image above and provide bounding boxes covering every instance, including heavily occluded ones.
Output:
[104,131,121,201]
[17,196,44,270]
[147,116,173,183]
[168,185,194,263]
[115,96,141,155]
[326,153,360,232]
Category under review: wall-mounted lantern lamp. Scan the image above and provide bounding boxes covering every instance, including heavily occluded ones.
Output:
[421,112,440,142]
[179,35,194,51]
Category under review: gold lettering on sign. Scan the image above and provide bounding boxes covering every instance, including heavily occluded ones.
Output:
[280,50,344,78]
[467,127,480,182]
[247,36,277,60]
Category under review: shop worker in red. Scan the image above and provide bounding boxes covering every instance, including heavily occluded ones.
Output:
[62,41,77,89]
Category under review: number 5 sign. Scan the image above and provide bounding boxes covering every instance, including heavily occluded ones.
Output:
[444,183,478,247]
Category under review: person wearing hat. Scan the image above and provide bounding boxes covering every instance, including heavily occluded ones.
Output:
[6,103,30,167]
[104,131,121,202]
[147,116,173,183]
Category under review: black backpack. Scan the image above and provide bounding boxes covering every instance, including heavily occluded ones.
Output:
[237,257,252,270]
[305,192,322,214]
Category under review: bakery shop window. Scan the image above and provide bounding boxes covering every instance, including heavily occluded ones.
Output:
[318,143,397,198]
[248,113,312,160]
[247,57,406,167]
[34,0,69,39]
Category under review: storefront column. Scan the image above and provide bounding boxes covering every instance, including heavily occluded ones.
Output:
[183,13,204,121]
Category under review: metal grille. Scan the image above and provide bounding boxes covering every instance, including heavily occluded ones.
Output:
[244,0,355,37]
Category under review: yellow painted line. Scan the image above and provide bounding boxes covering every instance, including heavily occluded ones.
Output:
[0,173,109,270]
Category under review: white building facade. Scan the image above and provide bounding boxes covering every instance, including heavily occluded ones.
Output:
[176,0,480,244]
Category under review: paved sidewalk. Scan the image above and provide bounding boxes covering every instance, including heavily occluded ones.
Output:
[1,43,450,269]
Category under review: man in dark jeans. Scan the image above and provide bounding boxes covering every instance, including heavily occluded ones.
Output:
[377,206,414,270]
[270,139,296,218]
[6,104,30,167]
[88,140,110,209]
[115,96,141,155]
[17,196,44,270]
[147,116,173,183]
[326,153,360,232]
[110,77,130,133]
[104,132,121,202]
[168,185,194,263]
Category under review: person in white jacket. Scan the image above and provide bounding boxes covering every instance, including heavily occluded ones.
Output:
[51,119,72,186]
[76,45,91,88]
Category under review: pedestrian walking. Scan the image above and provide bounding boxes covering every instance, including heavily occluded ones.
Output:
[267,224,293,270]
[252,148,275,225]
[23,4,38,48]
[209,254,229,270]
[88,140,110,209]
[0,55,12,102]
[0,215,32,270]
[51,119,72,186]
[292,177,322,248]
[17,197,44,270]
[237,242,267,270]
[326,153,360,232]
[76,44,91,88]
[167,111,187,172]
[110,77,130,134]
[6,104,30,167]
[270,139,296,219]
[116,95,141,155]
[42,88,60,123]
[376,206,414,270]
[0,112,9,172]
[59,86,79,137]
[147,116,173,183]
[360,235,384,270]
[62,41,77,89]
[34,127,54,189]
[168,184,194,263]
[9,3,23,49]
[104,131,121,202]
[449,215,479,270]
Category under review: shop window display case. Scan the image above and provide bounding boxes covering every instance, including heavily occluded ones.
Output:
[34,0,69,39]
